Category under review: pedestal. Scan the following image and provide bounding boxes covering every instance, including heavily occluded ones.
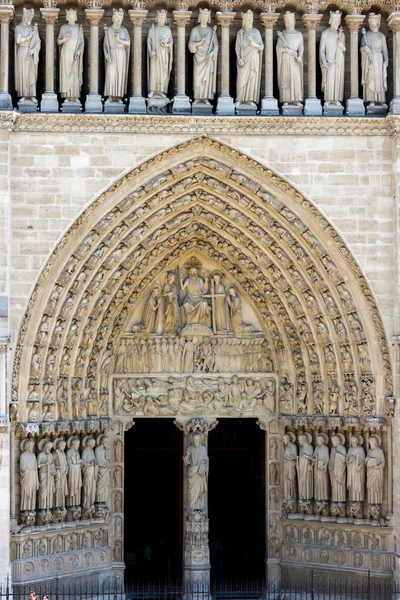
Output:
[366,103,388,116]
[62,99,82,114]
[172,94,191,114]
[40,91,59,113]
[216,95,235,116]
[0,92,12,111]
[192,101,213,115]
[260,96,279,116]
[104,100,126,114]
[17,98,38,113]
[345,97,366,117]
[235,102,257,116]
[390,96,400,114]
[281,103,303,116]
[128,96,147,114]
[85,93,103,113]
[323,102,344,117]
[303,97,322,116]
[147,96,171,113]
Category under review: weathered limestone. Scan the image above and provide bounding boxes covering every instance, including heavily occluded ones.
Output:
[302,12,323,115]
[345,14,365,117]
[85,8,104,113]
[260,12,279,115]
[388,12,400,114]
[129,9,147,114]
[15,8,41,112]
[189,8,218,114]
[57,9,85,113]
[147,10,173,112]
[0,5,14,110]
[320,10,345,115]
[40,6,59,113]
[216,11,235,115]
[104,9,130,113]
[361,13,388,115]
[277,11,304,116]
[172,10,191,114]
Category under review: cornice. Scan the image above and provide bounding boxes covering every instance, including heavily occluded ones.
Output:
[0,111,397,136]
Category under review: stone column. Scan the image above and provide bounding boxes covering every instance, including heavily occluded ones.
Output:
[85,8,104,113]
[172,10,192,114]
[302,13,323,116]
[216,11,235,116]
[344,14,365,116]
[128,9,148,114]
[0,6,14,110]
[40,7,60,113]
[260,13,279,116]
[389,12,400,114]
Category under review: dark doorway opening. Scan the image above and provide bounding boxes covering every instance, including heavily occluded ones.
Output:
[208,419,265,580]
[124,419,183,582]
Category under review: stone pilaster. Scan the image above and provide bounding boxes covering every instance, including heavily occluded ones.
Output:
[0,339,10,583]
[172,10,192,114]
[40,7,60,113]
[0,6,14,110]
[260,13,279,116]
[216,12,235,116]
[85,8,104,113]
[345,14,365,116]
[302,13,323,116]
[389,13,400,114]
[128,9,148,114]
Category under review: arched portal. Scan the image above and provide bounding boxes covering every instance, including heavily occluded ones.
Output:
[10,137,394,587]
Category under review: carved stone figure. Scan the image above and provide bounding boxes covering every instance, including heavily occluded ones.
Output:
[365,435,385,505]
[235,11,263,107]
[20,439,39,512]
[346,435,365,502]
[277,12,303,107]
[183,432,209,512]
[142,287,161,332]
[297,433,313,500]
[53,439,68,509]
[313,434,329,501]
[162,272,179,333]
[15,8,41,104]
[37,440,56,510]
[147,10,173,105]
[66,437,82,507]
[226,287,252,333]
[81,437,97,510]
[210,272,227,332]
[57,9,84,106]
[104,9,130,104]
[189,9,218,107]
[319,11,346,108]
[181,266,210,325]
[95,435,111,505]
[282,432,297,500]
[361,14,388,107]
[329,433,347,503]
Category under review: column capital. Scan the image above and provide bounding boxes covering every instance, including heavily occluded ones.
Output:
[40,6,59,24]
[0,6,14,24]
[344,14,365,31]
[85,8,104,26]
[260,12,279,29]
[216,11,235,27]
[128,8,147,26]
[173,10,192,27]
[388,11,400,32]
[302,12,323,29]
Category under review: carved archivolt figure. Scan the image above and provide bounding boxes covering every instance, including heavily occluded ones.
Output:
[365,435,385,505]
[346,435,365,502]
[189,8,218,106]
[81,437,97,508]
[361,13,388,105]
[15,8,41,101]
[282,432,297,500]
[313,434,329,501]
[53,439,68,509]
[297,433,313,500]
[183,432,209,512]
[20,439,39,512]
[235,10,263,106]
[329,433,347,503]
[57,9,84,104]
[181,266,210,325]
[277,12,303,106]
[37,440,56,510]
[319,11,346,107]
[95,435,111,504]
[104,9,130,103]
[66,437,82,507]
[147,10,173,98]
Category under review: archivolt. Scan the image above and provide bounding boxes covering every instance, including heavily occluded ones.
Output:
[12,136,392,423]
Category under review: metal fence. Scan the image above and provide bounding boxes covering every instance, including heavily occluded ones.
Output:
[0,574,398,600]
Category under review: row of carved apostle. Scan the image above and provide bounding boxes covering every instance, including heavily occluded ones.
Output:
[15,7,387,110]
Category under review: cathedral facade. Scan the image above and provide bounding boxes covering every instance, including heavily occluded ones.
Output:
[0,0,399,589]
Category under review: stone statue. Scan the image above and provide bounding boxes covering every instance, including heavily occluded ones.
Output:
[282,432,297,500]
[365,435,385,505]
[147,10,173,106]
[188,8,218,107]
[20,439,39,512]
[66,437,82,507]
[95,435,111,505]
[235,11,263,107]
[15,8,41,105]
[226,287,252,333]
[346,435,365,502]
[329,433,347,503]
[81,437,97,510]
[209,272,226,333]
[313,434,329,501]
[319,11,346,108]
[297,433,313,500]
[181,266,210,325]
[277,12,303,108]
[361,14,388,107]
[37,440,56,511]
[53,439,68,509]
[162,271,179,333]
[183,432,209,512]
[142,287,161,332]
[57,9,84,107]
[104,9,130,104]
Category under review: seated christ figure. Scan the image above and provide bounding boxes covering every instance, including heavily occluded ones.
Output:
[181,267,210,326]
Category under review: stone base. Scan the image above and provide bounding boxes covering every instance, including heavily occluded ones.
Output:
[128,95,146,114]
[366,102,388,116]
[0,91,13,110]
[18,97,38,113]
[172,94,191,115]
[260,96,279,116]
[389,96,400,114]
[235,102,257,116]
[216,95,235,116]
[85,93,103,113]
[303,97,322,116]
[147,95,171,113]
[281,103,303,116]
[323,101,344,117]
[105,99,126,114]
[192,101,213,115]
[62,99,82,113]
[40,92,59,113]
[345,97,366,117]
[180,323,213,337]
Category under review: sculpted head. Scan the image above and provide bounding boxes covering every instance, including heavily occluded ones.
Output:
[166,271,176,283]
[282,434,290,447]
[368,12,381,32]
[283,11,295,32]
[329,10,341,31]
[101,436,110,448]
[156,9,167,27]
[86,437,96,449]
[189,266,198,277]
[369,435,380,449]
[112,8,124,27]
[350,435,359,448]
[242,10,253,31]
[66,8,78,25]
[331,435,340,448]
[56,439,66,452]
[44,441,53,455]
[198,8,211,27]
[192,432,202,447]
[316,435,325,447]
[22,7,34,26]
[24,440,35,453]
[71,437,80,451]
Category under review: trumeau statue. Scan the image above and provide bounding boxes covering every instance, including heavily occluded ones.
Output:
[365,435,385,506]
[20,439,39,512]
[57,9,84,107]
[313,434,329,501]
[189,8,218,107]
[37,440,56,511]
[81,437,97,509]
[346,435,365,502]
[53,439,68,509]
[66,437,82,507]
[329,433,347,503]
[147,10,173,107]
[297,433,313,501]
[277,12,303,107]
[319,11,346,108]
[235,10,264,107]
[104,9,130,104]
[361,13,388,106]
[95,435,111,505]
[282,432,297,500]
[183,432,209,512]
[15,8,41,104]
